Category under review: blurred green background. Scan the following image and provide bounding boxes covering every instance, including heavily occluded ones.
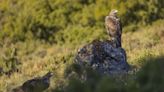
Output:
[0,0,164,92]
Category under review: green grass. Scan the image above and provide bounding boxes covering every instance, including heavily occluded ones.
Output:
[0,19,163,92]
[0,0,164,92]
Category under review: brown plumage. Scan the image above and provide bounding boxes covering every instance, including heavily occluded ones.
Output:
[105,9,122,47]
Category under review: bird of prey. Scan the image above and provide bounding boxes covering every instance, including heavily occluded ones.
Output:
[12,72,53,92]
[105,9,122,48]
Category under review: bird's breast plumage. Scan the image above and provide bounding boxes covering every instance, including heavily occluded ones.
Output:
[105,15,121,37]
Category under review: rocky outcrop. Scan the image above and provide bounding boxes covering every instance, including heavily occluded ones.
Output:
[74,10,129,76]
[75,39,129,75]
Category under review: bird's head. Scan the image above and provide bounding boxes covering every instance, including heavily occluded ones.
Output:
[109,9,118,17]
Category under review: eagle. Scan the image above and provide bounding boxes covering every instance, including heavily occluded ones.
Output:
[105,9,122,48]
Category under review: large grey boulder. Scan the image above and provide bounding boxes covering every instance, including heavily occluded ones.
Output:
[75,40,129,75]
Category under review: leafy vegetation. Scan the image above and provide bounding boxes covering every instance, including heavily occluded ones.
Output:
[53,55,164,92]
[0,0,164,92]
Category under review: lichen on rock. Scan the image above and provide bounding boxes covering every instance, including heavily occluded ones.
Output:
[75,40,129,75]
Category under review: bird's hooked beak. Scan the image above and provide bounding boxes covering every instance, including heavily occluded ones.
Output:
[113,10,118,13]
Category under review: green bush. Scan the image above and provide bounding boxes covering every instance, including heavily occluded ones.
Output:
[0,0,164,92]
[51,55,164,92]
[0,0,163,42]
[136,56,164,92]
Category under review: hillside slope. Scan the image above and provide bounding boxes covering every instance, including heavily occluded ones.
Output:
[0,0,164,92]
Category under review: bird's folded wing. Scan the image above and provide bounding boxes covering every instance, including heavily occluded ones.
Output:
[105,16,117,31]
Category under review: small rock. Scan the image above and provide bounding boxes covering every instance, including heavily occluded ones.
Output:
[12,72,53,92]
